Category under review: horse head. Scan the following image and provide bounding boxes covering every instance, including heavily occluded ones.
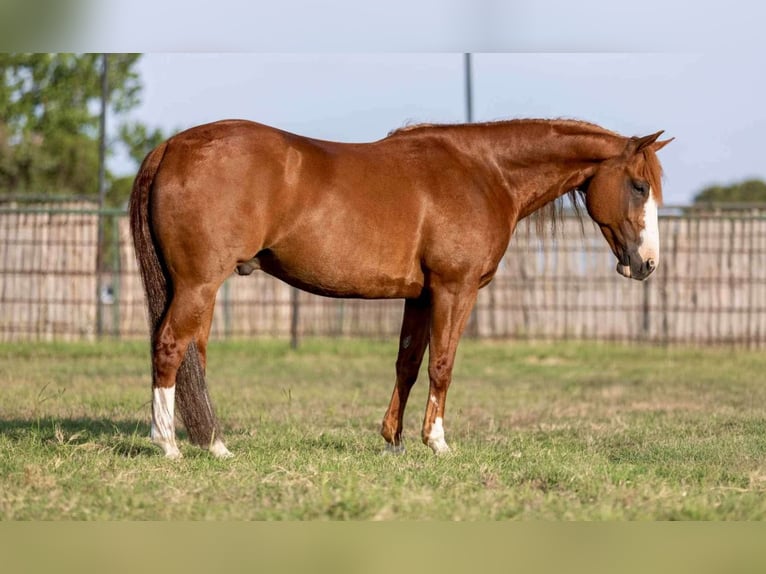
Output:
[583,131,673,280]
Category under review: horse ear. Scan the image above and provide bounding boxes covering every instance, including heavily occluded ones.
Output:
[633,130,665,152]
[650,137,674,153]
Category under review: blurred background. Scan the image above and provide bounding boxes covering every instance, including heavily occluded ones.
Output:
[1,1,764,346]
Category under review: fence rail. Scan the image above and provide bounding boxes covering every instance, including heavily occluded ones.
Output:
[2,201,766,346]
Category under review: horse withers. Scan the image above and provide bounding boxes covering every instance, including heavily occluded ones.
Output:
[129,118,672,458]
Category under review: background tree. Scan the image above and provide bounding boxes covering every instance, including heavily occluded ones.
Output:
[0,53,169,205]
[107,122,169,207]
[693,178,766,204]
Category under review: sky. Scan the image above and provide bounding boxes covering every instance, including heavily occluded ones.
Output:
[80,1,766,206]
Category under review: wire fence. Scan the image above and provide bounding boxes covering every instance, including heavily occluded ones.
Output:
[1,201,765,346]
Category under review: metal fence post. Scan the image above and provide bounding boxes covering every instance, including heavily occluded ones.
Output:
[111,212,121,338]
[222,279,232,338]
[642,278,651,340]
[290,287,300,349]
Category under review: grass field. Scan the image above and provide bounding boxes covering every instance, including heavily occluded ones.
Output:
[1,337,766,520]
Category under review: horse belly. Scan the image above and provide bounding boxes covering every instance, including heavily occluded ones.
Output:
[256,247,424,300]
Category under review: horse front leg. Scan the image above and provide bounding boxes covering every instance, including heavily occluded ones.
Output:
[380,295,431,453]
[422,279,479,454]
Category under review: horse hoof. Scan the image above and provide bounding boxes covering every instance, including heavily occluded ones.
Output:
[209,439,234,459]
[428,440,451,456]
[152,437,182,459]
[383,443,406,455]
[162,447,183,460]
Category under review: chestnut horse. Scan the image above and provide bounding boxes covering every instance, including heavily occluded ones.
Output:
[129,118,672,458]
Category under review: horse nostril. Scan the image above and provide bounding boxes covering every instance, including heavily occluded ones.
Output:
[645,259,656,273]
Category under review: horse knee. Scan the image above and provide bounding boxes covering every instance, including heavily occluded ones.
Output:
[427,356,453,388]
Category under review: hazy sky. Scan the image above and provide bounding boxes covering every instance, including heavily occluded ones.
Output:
[90,1,765,205]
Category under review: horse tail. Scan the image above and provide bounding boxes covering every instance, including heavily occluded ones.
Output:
[129,142,221,447]
[129,143,170,338]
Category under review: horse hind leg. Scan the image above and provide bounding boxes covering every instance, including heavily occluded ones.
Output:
[380,295,431,453]
[191,298,233,459]
[151,283,218,458]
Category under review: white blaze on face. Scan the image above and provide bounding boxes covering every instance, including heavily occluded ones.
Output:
[638,190,660,265]
[151,386,181,459]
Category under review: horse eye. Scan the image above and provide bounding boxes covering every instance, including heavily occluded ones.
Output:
[631,181,649,197]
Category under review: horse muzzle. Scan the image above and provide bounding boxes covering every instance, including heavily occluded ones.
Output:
[616,255,657,281]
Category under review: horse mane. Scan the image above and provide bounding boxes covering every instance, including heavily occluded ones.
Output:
[387,121,437,136]
[527,189,587,239]
[642,147,664,204]
[387,117,621,138]
[387,118,660,237]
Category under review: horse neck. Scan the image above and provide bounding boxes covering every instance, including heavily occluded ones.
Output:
[460,120,628,220]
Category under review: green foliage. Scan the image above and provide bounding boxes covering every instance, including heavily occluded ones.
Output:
[106,175,135,209]
[106,122,171,208]
[0,53,168,204]
[119,121,168,166]
[2,338,766,519]
[693,178,766,204]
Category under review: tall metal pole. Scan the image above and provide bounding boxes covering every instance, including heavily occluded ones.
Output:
[464,53,474,124]
[96,54,108,337]
[465,53,480,337]
[97,54,108,209]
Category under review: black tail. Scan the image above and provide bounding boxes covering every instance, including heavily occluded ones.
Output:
[128,142,221,447]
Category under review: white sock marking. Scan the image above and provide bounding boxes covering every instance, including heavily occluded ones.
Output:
[427,417,450,455]
[151,386,181,459]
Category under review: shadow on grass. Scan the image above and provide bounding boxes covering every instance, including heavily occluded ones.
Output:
[0,417,158,457]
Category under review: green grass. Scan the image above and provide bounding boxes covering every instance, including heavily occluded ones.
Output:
[1,338,766,520]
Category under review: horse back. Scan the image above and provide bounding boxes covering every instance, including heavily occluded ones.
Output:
[151,120,510,298]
